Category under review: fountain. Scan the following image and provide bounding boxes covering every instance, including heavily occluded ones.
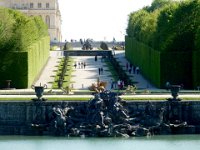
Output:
[30,91,170,137]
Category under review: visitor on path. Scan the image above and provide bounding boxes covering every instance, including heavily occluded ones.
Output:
[129,68,132,74]
[81,62,84,69]
[120,80,124,90]
[95,55,97,61]
[83,62,86,69]
[110,79,114,89]
[113,80,117,89]
[74,62,77,69]
[117,79,121,90]
[98,68,101,75]
[136,66,140,74]
[101,67,103,74]
[78,62,81,69]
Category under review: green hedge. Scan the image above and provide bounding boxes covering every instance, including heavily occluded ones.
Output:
[27,37,50,87]
[126,0,200,53]
[0,37,50,88]
[125,37,194,89]
[0,52,28,88]
[0,8,50,88]
[125,37,161,87]
[193,50,200,88]
[160,52,192,88]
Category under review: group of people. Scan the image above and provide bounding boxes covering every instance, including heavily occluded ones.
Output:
[74,62,86,69]
[126,62,140,74]
[98,67,104,75]
[110,79,125,90]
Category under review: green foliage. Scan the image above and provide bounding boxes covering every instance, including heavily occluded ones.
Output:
[193,50,200,88]
[0,37,50,88]
[100,42,109,50]
[125,37,193,88]
[127,0,200,52]
[125,37,161,87]
[126,0,200,89]
[0,8,50,88]
[195,26,200,50]
[0,7,48,53]
[63,42,73,50]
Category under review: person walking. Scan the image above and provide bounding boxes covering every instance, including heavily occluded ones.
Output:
[136,66,140,74]
[74,62,77,69]
[101,67,103,75]
[83,62,86,69]
[78,62,80,69]
[98,68,101,75]
[110,79,114,89]
[95,55,97,61]
[117,79,121,90]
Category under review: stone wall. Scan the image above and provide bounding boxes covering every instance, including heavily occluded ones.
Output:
[0,100,200,135]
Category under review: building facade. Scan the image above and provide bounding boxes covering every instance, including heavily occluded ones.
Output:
[0,0,62,42]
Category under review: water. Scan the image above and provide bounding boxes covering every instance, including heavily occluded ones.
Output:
[0,135,200,150]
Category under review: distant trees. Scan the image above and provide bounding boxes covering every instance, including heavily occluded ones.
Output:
[126,0,200,89]
[126,0,200,52]
[0,7,49,88]
[100,42,109,50]
[0,7,48,54]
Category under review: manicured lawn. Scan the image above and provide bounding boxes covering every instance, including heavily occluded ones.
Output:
[52,57,74,89]
[0,97,91,101]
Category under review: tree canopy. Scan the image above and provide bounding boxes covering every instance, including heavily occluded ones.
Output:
[0,7,49,54]
[126,0,200,52]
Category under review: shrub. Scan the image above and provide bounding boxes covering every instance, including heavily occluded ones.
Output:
[100,42,109,50]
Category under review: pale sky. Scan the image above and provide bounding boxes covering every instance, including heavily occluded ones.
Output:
[58,0,153,42]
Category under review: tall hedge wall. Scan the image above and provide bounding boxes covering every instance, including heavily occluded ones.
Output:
[0,52,28,88]
[193,50,200,88]
[126,0,200,89]
[160,52,192,88]
[126,37,193,88]
[125,37,161,87]
[0,37,50,88]
[27,37,50,87]
[0,8,50,88]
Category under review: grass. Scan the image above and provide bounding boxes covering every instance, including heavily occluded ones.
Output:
[0,97,91,101]
[52,57,74,89]
[1,97,200,101]
[62,57,74,88]
[52,58,64,88]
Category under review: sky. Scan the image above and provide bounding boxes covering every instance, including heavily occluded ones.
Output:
[58,0,153,42]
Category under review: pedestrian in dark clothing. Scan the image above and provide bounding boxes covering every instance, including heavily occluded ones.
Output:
[78,62,80,69]
[110,79,114,89]
[101,67,103,74]
[98,68,101,75]
[95,55,97,61]
[74,63,77,69]
[129,68,131,74]
[83,62,86,69]
[136,66,140,74]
